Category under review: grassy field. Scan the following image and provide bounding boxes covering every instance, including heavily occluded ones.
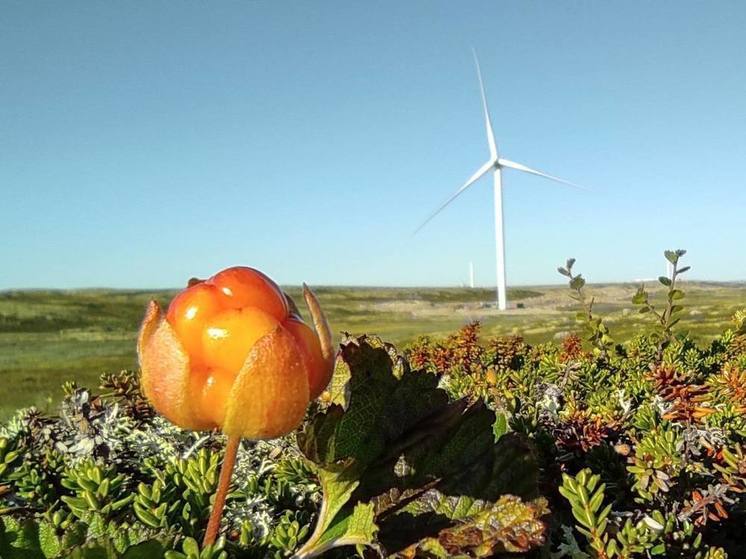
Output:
[1,282,744,420]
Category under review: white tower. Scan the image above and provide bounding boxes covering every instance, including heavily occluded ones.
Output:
[415,52,585,311]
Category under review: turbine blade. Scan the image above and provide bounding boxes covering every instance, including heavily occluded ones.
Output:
[497,158,588,191]
[472,49,498,160]
[414,160,494,234]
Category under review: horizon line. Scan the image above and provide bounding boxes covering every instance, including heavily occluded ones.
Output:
[2,278,745,293]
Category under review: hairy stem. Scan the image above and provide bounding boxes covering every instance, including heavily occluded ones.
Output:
[203,435,240,548]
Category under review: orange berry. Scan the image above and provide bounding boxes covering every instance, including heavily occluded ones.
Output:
[193,368,235,426]
[285,317,331,399]
[209,267,288,321]
[166,282,224,367]
[140,266,333,439]
[202,307,279,372]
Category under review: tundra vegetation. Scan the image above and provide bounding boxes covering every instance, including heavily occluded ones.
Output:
[1,251,745,557]
[2,280,745,420]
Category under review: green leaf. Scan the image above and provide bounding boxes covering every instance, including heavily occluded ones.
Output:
[299,336,449,467]
[60,522,88,550]
[598,503,612,524]
[121,540,167,559]
[570,275,586,291]
[397,495,548,557]
[658,276,671,286]
[558,486,576,502]
[632,288,647,305]
[37,522,60,559]
[492,412,508,442]
[664,250,678,265]
[677,265,691,274]
[134,506,162,528]
[0,517,44,559]
[297,335,543,557]
[308,502,378,556]
[182,536,199,556]
[66,543,116,559]
[589,488,605,513]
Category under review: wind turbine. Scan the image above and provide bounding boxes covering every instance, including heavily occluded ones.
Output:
[415,51,584,311]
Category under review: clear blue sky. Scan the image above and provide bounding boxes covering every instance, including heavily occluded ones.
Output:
[2,2,745,289]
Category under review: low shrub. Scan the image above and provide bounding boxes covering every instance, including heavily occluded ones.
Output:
[406,252,746,558]
[1,251,744,557]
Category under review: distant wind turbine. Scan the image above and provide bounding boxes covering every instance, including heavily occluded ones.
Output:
[415,51,586,311]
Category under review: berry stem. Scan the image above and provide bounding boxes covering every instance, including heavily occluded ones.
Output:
[203,435,241,548]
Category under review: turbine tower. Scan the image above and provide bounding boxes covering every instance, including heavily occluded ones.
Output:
[416,51,584,310]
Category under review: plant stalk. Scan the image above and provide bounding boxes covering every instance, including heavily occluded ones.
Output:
[203,435,241,548]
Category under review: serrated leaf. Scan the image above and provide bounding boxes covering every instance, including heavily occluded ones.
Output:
[37,522,60,559]
[297,335,543,557]
[396,495,548,557]
[0,517,45,559]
